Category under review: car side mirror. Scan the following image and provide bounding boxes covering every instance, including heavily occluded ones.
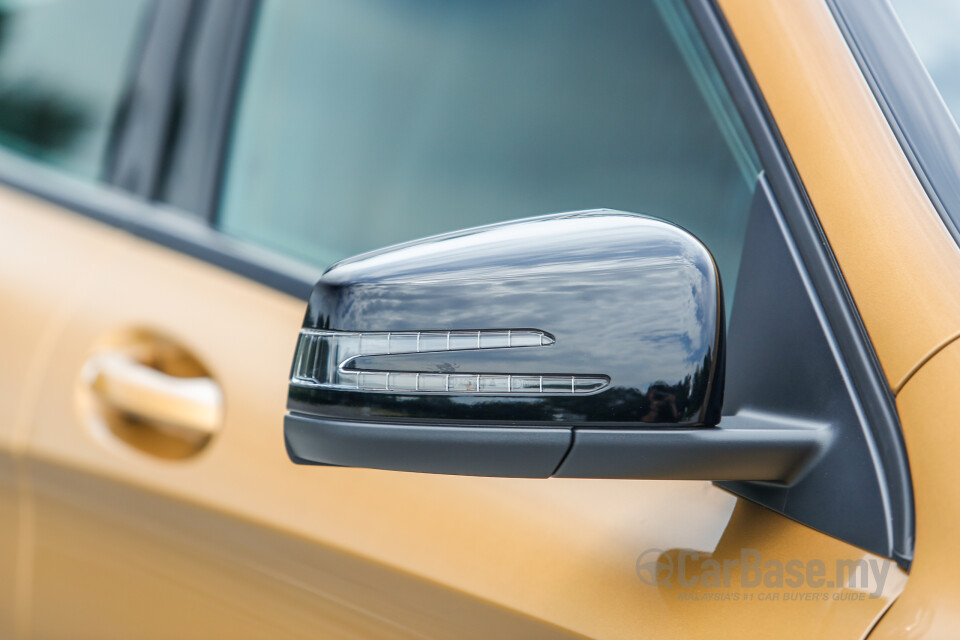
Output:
[285,211,828,480]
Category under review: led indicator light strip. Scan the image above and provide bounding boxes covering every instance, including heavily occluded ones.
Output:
[290,329,609,395]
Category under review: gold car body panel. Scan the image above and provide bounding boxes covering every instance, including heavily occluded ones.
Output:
[871,340,960,637]
[718,0,960,393]
[0,185,132,639]
[4,0,954,635]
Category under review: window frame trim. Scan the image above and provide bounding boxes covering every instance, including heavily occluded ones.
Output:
[0,147,320,298]
[153,0,258,221]
[105,0,199,201]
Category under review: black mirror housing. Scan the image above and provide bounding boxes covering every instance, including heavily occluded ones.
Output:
[289,210,724,426]
[285,210,823,480]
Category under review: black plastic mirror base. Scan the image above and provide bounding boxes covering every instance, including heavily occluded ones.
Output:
[284,411,830,482]
[553,413,830,482]
[717,176,911,566]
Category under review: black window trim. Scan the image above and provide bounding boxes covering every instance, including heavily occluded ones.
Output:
[155,0,258,220]
[0,0,912,564]
[105,0,200,202]
[107,0,259,223]
[0,150,320,298]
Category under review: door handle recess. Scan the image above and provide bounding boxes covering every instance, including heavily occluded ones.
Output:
[85,351,223,437]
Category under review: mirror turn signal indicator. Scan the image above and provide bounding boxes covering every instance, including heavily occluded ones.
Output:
[290,328,610,395]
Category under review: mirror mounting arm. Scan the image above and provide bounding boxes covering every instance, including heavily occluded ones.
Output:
[553,412,831,483]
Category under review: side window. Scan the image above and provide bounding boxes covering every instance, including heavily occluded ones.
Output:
[218,0,760,313]
[890,0,960,122]
[0,0,150,179]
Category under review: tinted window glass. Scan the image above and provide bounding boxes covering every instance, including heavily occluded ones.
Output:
[890,0,960,122]
[0,0,149,179]
[220,0,760,313]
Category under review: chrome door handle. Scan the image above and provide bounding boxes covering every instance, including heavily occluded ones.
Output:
[84,351,223,437]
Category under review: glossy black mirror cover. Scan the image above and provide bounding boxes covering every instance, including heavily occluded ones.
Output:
[288,210,724,427]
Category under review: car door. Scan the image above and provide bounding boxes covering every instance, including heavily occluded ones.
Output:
[0,1,154,637]
[2,0,914,638]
